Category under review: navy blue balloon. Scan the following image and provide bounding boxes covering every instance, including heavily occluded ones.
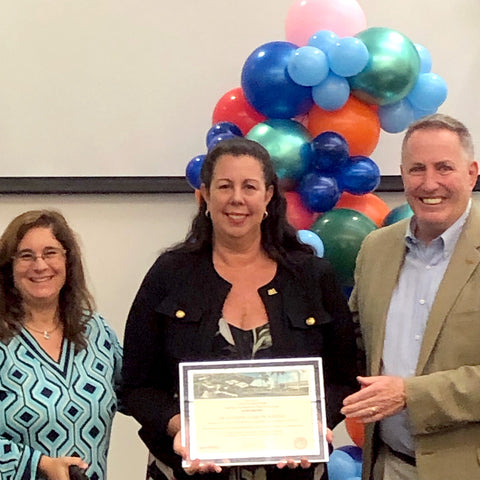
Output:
[185,154,206,189]
[206,122,242,147]
[338,445,363,463]
[241,41,314,119]
[337,156,380,194]
[310,131,349,173]
[299,173,340,212]
[207,132,238,150]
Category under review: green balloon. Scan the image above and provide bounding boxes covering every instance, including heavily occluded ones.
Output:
[246,119,312,182]
[349,27,420,106]
[383,203,414,226]
[311,208,377,287]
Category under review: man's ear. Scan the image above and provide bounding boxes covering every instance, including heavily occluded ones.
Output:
[468,161,479,189]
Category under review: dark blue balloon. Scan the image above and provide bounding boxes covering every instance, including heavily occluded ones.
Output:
[241,41,314,119]
[207,132,238,150]
[342,285,354,298]
[206,122,243,147]
[185,154,206,189]
[310,131,349,173]
[338,445,363,462]
[337,156,380,195]
[299,173,340,212]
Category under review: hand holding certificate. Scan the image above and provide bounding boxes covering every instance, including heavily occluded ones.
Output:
[179,358,329,469]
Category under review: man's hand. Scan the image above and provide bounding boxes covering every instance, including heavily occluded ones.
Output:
[341,376,407,423]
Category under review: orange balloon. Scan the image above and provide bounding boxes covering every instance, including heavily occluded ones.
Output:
[335,192,390,227]
[345,416,365,448]
[307,96,380,156]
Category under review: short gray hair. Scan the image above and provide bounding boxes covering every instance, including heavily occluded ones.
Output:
[401,113,474,161]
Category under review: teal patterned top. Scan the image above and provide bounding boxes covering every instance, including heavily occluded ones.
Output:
[0,313,123,480]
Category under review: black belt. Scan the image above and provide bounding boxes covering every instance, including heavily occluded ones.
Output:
[386,445,416,466]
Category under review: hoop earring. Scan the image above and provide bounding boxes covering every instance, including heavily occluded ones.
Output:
[205,209,211,218]
[263,211,268,220]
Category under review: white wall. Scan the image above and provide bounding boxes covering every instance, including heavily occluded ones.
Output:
[0,0,478,177]
[0,191,407,477]
[0,0,478,476]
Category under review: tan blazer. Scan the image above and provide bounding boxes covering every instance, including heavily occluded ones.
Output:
[350,203,480,479]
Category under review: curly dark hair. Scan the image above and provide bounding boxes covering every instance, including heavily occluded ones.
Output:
[174,137,314,263]
[0,210,94,349]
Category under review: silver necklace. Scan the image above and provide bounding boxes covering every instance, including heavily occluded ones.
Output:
[26,323,60,340]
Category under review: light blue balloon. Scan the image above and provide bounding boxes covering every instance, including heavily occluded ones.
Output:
[378,99,415,133]
[308,30,339,53]
[328,37,369,77]
[312,72,350,111]
[415,43,432,73]
[407,73,448,111]
[327,449,358,480]
[287,46,329,87]
[297,229,324,257]
[411,103,438,120]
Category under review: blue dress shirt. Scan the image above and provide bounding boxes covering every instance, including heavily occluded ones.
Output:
[379,201,471,456]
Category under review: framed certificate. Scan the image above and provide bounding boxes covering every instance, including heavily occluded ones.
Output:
[179,357,328,467]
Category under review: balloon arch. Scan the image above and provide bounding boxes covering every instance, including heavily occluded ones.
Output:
[184,1,445,475]
[186,0,441,290]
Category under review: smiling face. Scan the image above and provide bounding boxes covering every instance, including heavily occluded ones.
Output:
[13,227,66,310]
[401,128,478,243]
[201,154,274,246]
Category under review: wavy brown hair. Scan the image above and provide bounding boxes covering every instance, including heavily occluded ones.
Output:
[0,210,94,349]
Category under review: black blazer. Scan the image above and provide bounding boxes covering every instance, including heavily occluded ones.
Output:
[122,248,358,467]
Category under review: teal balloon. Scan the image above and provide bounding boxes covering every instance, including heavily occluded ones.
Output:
[311,208,376,286]
[246,119,312,182]
[383,203,413,226]
[349,27,420,106]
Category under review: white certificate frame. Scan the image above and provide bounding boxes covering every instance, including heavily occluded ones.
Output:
[179,357,328,467]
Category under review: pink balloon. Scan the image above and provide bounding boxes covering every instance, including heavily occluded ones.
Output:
[285,0,367,46]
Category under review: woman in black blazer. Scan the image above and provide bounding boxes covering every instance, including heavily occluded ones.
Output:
[122,137,358,480]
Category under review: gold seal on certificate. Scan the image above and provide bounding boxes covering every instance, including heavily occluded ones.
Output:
[179,357,328,467]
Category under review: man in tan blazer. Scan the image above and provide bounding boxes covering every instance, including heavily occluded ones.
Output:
[341,114,480,480]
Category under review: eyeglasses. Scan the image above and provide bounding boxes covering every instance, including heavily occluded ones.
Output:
[13,247,66,265]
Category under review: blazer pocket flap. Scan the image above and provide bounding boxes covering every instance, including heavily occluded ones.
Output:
[285,303,333,329]
[155,296,204,323]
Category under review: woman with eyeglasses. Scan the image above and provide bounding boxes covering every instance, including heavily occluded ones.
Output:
[122,137,358,480]
[0,210,123,480]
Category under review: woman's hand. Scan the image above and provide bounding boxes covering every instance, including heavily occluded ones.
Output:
[38,455,88,480]
[170,414,222,476]
[276,457,311,470]
[170,416,334,474]
[276,427,333,470]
